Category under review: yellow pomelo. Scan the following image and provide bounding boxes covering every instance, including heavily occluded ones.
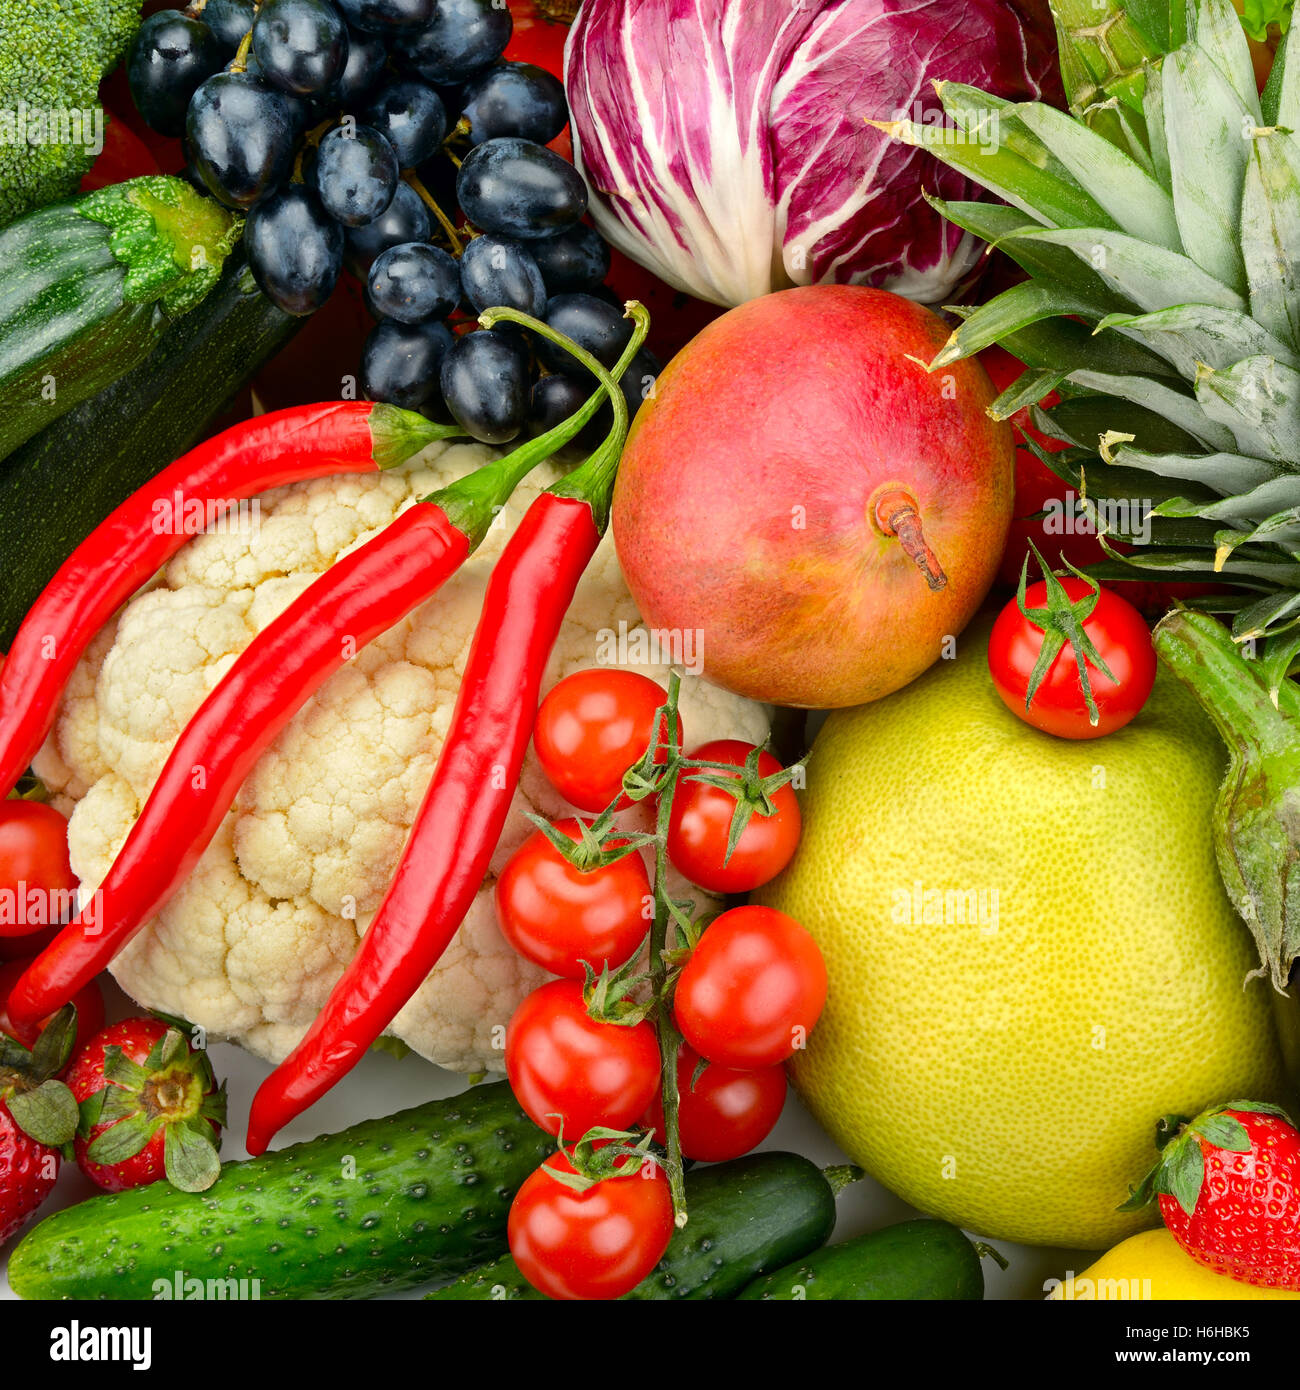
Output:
[1048,1229,1300,1300]
[757,622,1289,1249]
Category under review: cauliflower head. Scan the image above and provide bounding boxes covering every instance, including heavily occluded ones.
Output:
[36,440,769,1074]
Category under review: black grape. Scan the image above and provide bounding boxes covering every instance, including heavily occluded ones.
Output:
[440,329,530,444]
[187,71,297,209]
[343,179,432,276]
[367,241,462,322]
[456,137,586,240]
[128,11,224,137]
[362,319,455,408]
[252,0,348,96]
[461,61,567,147]
[245,184,344,315]
[314,123,400,225]
[531,224,611,295]
[403,0,512,84]
[458,234,546,317]
[365,79,448,167]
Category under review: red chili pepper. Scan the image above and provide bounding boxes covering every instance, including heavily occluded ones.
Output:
[0,402,457,803]
[245,304,650,1154]
[6,353,632,1037]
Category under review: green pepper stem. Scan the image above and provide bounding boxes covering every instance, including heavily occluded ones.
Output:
[478,302,652,535]
[428,304,648,547]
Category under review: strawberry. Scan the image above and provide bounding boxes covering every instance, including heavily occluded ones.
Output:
[0,1004,79,1243]
[1122,1100,1300,1291]
[66,1016,227,1195]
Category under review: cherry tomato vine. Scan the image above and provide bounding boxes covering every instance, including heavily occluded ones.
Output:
[534,670,805,1224]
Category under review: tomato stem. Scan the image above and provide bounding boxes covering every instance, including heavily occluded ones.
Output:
[647,673,689,1226]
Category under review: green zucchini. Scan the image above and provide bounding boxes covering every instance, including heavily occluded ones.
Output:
[736,1219,987,1300]
[426,1152,855,1301]
[0,246,299,647]
[0,175,240,464]
[8,1081,554,1301]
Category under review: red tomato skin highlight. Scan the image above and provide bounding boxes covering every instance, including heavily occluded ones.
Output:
[505,979,661,1137]
[495,819,650,979]
[508,1151,674,1300]
[987,577,1157,741]
[533,669,675,813]
[667,739,801,893]
[674,906,827,1070]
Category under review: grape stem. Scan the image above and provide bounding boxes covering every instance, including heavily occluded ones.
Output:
[184,0,211,16]
[229,0,262,74]
[292,119,335,182]
[404,169,463,254]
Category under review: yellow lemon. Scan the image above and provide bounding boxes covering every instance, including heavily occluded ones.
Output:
[1048,1229,1300,1299]
[757,621,1289,1248]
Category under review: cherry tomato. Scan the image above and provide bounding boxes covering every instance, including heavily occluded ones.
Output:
[496,819,650,978]
[505,979,661,1137]
[666,740,800,893]
[0,801,78,939]
[533,670,678,813]
[674,906,827,1070]
[640,1044,786,1162]
[0,957,104,1056]
[988,576,1157,740]
[509,1149,674,1300]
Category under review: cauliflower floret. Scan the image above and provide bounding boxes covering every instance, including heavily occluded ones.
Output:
[36,440,768,1074]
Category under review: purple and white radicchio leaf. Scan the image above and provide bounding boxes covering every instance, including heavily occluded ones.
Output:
[565,0,1059,307]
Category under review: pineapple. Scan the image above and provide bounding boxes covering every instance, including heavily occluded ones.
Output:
[877,0,1300,679]
[878,0,1300,991]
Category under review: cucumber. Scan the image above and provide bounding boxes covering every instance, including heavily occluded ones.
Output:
[427,1152,854,1301]
[0,247,299,647]
[8,1081,554,1301]
[736,1219,986,1300]
[0,176,240,464]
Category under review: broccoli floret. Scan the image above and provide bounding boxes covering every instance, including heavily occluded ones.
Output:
[0,0,143,225]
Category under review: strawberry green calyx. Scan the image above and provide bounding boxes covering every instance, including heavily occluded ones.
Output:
[1120,1100,1294,1216]
[79,1027,227,1193]
[0,1005,79,1149]
[1016,541,1117,727]
[78,176,243,317]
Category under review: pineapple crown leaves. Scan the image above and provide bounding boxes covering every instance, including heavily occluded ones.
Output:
[78,1027,227,1193]
[0,1005,79,1149]
[878,0,1300,640]
[1016,540,1118,724]
[1119,1099,1294,1215]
